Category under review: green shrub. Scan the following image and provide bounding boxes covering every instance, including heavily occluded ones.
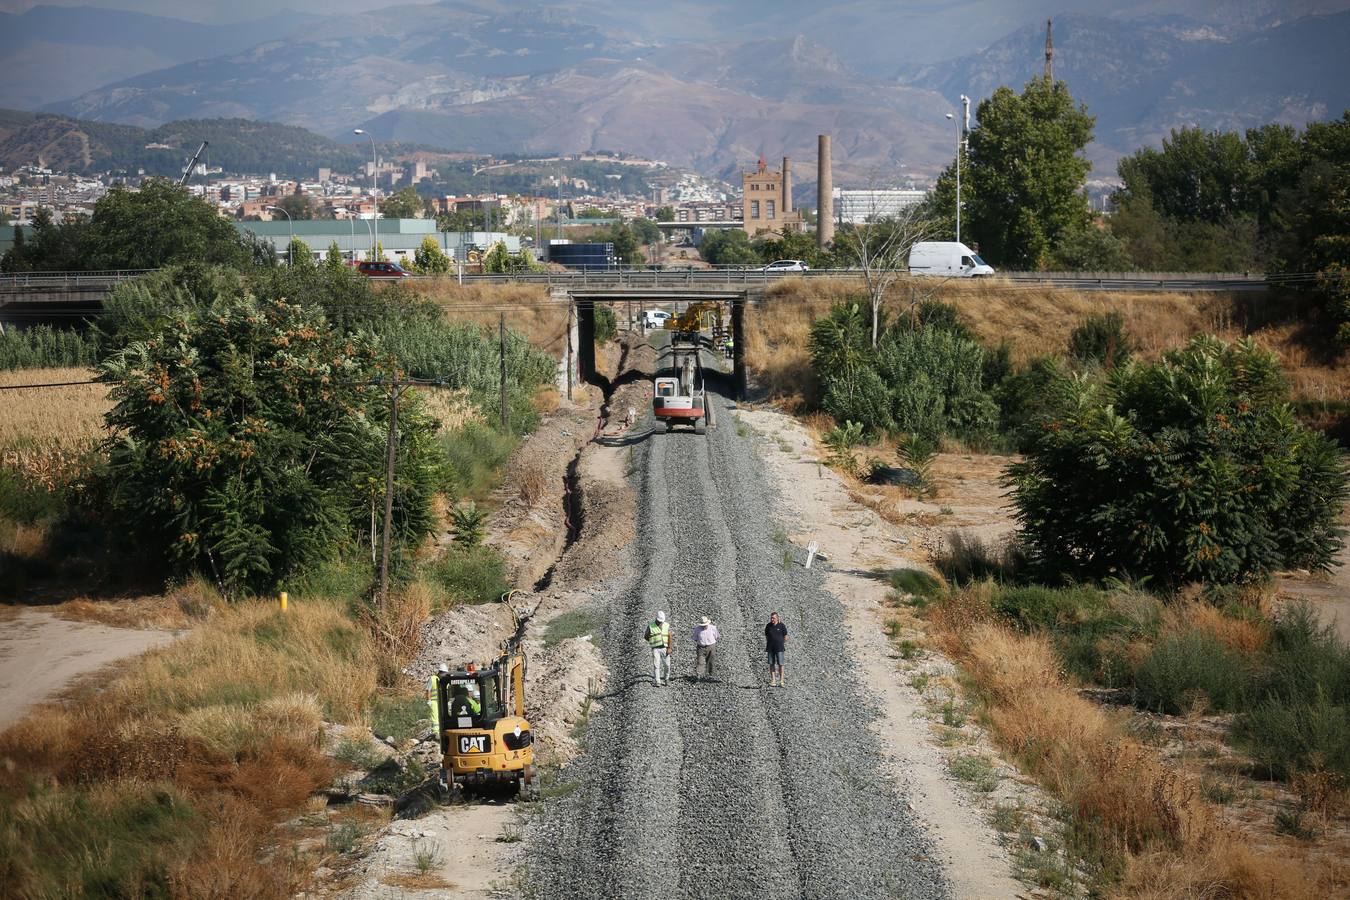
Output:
[426,546,510,607]
[1132,630,1252,714]
[896,432,939,498]
[440,421,518,500]
[0,782,202,898]
[370,695,428,742]
[873,326,999,442]
[993,355,1064,451]
[888,568,944,603]
[593,304,616,344]
[1068,311,1135,370]
[450,500,488,547]
[1233,605,1350,780]
[1009,336,1350,585]
[0,325,101,370]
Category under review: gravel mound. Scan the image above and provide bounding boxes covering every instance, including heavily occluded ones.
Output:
[525,378,950,899]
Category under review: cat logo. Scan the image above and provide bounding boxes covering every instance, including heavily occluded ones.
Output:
[458,735,490,754]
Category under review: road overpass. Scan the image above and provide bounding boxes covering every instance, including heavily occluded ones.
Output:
[0,267,1292,330]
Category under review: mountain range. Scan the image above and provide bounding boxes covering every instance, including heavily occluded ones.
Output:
[4,1,1349,182]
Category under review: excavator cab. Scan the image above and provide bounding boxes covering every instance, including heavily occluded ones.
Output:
[435,643,536,797]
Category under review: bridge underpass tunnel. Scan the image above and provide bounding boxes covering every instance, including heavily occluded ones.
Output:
[566,290,749,399]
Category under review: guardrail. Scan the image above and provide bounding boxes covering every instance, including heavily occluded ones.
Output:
[0,267,1296,293]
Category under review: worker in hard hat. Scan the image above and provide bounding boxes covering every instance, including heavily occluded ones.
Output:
[449,682,481,721]
[426,663,449,734]
[645,610,672,686]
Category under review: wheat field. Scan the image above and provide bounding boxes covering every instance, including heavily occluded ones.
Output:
[0,368,110,449]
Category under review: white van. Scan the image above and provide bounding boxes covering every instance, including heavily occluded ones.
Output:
[907,242,996,277]
[643,309,672,329]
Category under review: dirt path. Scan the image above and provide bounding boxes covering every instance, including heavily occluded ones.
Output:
[1279,539,1350,642]
[0,607,176,730]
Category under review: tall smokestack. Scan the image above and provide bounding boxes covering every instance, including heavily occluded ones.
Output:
[817,135,833,248]
[781,156,792,214]
[1045,18,1054,82]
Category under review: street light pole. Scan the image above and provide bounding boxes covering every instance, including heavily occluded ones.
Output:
[264,205,294,266]
[945,96,970,244]
[354,129,378,259]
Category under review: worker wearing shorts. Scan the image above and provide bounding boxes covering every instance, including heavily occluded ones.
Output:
[765,611,788,686]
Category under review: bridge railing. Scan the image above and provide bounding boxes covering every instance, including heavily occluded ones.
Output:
[0,266,1290,293]
[0,270,156,287]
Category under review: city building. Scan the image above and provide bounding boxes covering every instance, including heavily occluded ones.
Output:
[832,188,925,224]
[234,218,520,264]
[741,156,802,236]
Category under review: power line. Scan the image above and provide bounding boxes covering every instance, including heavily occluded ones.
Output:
[0,378,101,390]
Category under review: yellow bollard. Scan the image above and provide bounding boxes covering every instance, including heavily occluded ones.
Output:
[279,591,288,612]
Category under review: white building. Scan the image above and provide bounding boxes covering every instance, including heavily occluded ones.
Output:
[832,188,926,224]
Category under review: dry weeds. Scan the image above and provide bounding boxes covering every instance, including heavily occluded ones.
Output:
[404,281,570,357]
[744,279,1348,407]
[932,600,1333,898]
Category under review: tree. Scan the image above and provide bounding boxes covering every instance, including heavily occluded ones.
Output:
[324,240,345,270]
[482,240,511,274]
[85,179,251,270]
[274,192,315,221]
[1009,336,1349,585]
[698,229,759,265]
[98,291,442,593]
[1,223,30,272]
[655,206,675,222]
[414,235,452,275]
[955,78,1095,268]
[830,203,932,346]
[1117,127,1253,224]
[1048,222,1134,272]
[285,236,315,269]
[436,206,504,232]
[754,229,825,268]
[630,217,661,246]
[379,186,423,219]
[365,241,387,262]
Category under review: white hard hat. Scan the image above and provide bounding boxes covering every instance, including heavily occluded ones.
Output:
[656,610,666,623]
[438,663,450,673]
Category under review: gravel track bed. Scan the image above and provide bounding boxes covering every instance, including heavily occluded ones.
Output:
[527,371,949,900]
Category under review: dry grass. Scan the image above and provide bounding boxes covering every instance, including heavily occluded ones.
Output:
[932,599,1332,898]
[1163,603,1272,656]
[743,278,1348,406]
[515,458,553,506]
[414,384,481,433]
[0,590,406,899]
[405,281,570,357]
[0,367,110,449]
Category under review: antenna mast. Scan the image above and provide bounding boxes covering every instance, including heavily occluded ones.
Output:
[1045,18,1054,82]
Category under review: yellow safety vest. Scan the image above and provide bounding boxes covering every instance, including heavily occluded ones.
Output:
[647,621,670,648]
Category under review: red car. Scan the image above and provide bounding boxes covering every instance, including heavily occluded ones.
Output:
[354,261,413,278]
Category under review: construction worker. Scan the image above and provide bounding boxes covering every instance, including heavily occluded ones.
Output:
[426,663,449,733]
[692,615,719,680]
[645,610,672,686]
[449,683,481,721]
[723,335,734,359]
[765,611,789,687]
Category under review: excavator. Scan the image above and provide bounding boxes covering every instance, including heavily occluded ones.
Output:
[434,639,536,797]
[668,301,725,346]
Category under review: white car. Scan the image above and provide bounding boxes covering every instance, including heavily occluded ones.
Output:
[762,259,810,272]
[643,309,673,329]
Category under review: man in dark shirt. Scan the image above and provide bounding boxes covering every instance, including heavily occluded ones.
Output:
[764,611,788,687]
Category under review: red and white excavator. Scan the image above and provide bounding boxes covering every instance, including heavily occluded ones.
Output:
[652,346,707,435]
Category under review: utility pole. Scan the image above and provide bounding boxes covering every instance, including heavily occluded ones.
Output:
[499,312,509,432]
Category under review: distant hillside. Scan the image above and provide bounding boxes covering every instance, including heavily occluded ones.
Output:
[0,5,305,111]
[900,12,1350,171]
[0,113,369,178]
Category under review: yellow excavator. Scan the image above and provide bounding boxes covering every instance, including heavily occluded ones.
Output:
[434,640,536,797]
[669,301,724,345]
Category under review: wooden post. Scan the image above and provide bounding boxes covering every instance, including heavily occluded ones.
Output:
[566,301,574,401]
[499,312,509,432]
[377,382,401,611]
